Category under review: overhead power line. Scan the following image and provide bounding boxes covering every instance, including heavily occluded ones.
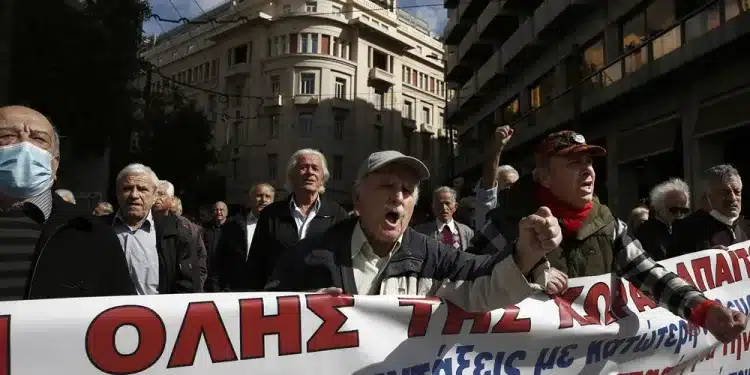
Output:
[148,2,444,25]
[167,0,214,65]
[143,1,449,120]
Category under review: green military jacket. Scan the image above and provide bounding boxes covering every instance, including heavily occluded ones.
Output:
[489,174,617,278]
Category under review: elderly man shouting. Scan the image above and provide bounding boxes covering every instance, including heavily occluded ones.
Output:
[483,130,747,343]
[266,151,565,312]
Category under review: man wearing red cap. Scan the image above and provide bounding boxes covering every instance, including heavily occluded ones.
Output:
[473,129,747,344]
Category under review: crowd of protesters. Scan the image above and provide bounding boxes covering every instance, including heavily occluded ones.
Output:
[0,105,746,345]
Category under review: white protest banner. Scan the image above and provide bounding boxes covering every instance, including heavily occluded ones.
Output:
[2,243,750,375]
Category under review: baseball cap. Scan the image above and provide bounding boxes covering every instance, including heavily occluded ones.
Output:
[535,130,607,160]
[356,150,430,181]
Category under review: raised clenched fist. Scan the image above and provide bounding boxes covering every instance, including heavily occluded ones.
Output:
[494,125,514,151]
[705,304,748,344]
[516,206,562,272]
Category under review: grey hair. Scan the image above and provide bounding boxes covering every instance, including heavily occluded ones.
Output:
[701,164,741,194]
[433,186,457,203]
[54,189,75,204]
[172,196,182,212]
[497,165,519,178]
[116,163,159,188]
[96,202,114,212]
[52,126,61,156]
[285,148,330,194]
[250,183,276,194]
[158,180,175,196]
[649,178,690,211]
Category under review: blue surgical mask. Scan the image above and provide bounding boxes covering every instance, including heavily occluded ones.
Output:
[0,141,55,199]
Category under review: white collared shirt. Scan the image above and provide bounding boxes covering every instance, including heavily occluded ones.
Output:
[245,213,258,257]
[350,222,403,295]
[436,219,459,235]
[112,211,159,295]
[290,197,321,239]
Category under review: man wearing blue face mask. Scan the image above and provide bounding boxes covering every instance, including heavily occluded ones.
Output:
[0,105,135,300]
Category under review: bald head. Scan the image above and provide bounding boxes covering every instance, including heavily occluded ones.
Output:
[0,106,60,187]
[0,106,60,158]
[213,201,228,224]
[0,105,48,119]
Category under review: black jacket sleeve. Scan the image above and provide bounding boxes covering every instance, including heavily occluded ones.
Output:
[193,226,208,291]
[245,209,273,291]
[264,236,330,292]
[332,203,349,223]
[213,221,238,292]
[205,229,222,292]
[264,245,302,292]
[668,217,704,258]
[174,223,206,293]
[193,231,208,292]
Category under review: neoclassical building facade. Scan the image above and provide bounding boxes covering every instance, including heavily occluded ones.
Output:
[140,0,452,205]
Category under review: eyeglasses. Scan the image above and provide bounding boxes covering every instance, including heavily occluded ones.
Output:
[668,207,690,215]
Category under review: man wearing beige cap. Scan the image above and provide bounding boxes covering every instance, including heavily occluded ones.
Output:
[265,150,567,312]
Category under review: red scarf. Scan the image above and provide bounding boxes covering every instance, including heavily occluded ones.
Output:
[535,184,592,237]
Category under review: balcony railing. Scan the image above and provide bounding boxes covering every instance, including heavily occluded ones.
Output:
[582,0,723,91]
[354,0,396,18]
[476,1,502,36]
[368,67,395,86]
[533,0,594,37]
[445,46,459,73]
[452,0,739,176]
[457,25,479,62]
[500,20,535,67]
[476,49,503,91]
[458,77,476,106]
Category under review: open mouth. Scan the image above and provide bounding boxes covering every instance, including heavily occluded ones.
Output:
[385,212,399,225]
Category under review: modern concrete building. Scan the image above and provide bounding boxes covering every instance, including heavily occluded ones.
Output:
[443,0,750,218]
[139,0,452,205]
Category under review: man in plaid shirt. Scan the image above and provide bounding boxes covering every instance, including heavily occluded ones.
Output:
[471,129,747,343]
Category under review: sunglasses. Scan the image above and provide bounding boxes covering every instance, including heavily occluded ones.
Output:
[668,207,690,215]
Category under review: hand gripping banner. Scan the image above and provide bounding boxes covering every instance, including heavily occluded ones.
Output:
[1,242,750,374]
